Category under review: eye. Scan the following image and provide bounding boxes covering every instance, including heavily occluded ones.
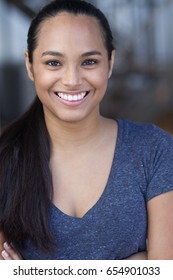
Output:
[82,59,98,66]
[47,60,61,67]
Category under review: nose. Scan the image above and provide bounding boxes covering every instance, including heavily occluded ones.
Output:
[62,65,82,88]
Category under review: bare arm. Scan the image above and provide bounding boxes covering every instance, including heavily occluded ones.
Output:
[124,251,147,260]
[147,190,173,259]
[125,190,173,260]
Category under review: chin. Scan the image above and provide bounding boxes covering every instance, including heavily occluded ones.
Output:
[56,113,88,124]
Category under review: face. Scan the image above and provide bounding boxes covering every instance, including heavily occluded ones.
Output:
[25,12,115,124]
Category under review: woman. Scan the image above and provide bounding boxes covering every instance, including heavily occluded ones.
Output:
[1,0,173,260]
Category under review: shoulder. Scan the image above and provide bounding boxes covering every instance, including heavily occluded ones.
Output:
[117,118,167,136]
[117,118,173,148]
[116,119,173,201]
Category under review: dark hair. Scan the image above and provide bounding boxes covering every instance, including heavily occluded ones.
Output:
[0,97,53,251]
[0,0,114,253]
[27,0,115,63]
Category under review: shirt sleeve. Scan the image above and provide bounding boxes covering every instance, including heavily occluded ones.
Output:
[146,126,173,201]
[146,125,173,201]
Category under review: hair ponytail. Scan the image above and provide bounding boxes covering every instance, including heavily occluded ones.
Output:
[0,97,53,251]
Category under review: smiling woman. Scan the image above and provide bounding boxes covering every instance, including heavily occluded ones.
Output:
[24,11,114,124]
[1,0,173,260]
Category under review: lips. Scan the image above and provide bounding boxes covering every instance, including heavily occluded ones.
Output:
[54,91,90,102]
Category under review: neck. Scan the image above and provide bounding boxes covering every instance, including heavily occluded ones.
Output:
[44,112,106,152]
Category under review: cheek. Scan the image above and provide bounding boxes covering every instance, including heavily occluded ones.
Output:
[33,69,58,91]
[95,73,109,92]
[87,68,109,89]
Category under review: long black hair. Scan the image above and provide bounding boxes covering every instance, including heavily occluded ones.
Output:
[0,97,53,250]
[0,0,115,252]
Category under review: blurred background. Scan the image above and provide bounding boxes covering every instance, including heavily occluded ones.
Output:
[1,0,173,134]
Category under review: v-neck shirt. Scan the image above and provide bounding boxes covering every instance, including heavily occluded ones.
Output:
[20,119,173,259]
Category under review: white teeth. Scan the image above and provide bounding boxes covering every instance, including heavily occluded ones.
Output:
[57,91,88,101]
[64,94,68,100]
[68,95,73,101]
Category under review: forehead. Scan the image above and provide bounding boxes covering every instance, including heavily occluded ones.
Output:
[36,12,105,51]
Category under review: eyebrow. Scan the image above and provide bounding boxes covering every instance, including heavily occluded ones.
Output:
[81,51,102,57]
[42,51,64,57]
[41,50,102,57]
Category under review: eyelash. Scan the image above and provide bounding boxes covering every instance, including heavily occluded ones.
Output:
[82,59,98,66]
[47,60,61,67]
[46,59,98,68]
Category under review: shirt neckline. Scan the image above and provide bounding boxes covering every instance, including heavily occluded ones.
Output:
[50,119,123,220]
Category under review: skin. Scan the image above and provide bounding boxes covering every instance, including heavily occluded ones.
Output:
[25,13,118,220]
[25,13,114,125]
[1,12,173,260]
[0,235,22,260]
[147,191,173,259]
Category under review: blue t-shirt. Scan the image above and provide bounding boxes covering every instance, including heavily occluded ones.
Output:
[20,119,173,259]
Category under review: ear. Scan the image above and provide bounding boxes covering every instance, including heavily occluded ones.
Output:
[24,51,34,81]
[108,50,115,79]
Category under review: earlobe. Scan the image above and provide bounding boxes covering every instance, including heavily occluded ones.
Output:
[108,50,115,79]
[24,51,34,81]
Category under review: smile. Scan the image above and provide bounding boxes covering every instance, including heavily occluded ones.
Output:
[54,91,90,102]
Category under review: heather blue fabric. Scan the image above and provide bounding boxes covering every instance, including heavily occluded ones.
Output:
[20,119,173,259]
